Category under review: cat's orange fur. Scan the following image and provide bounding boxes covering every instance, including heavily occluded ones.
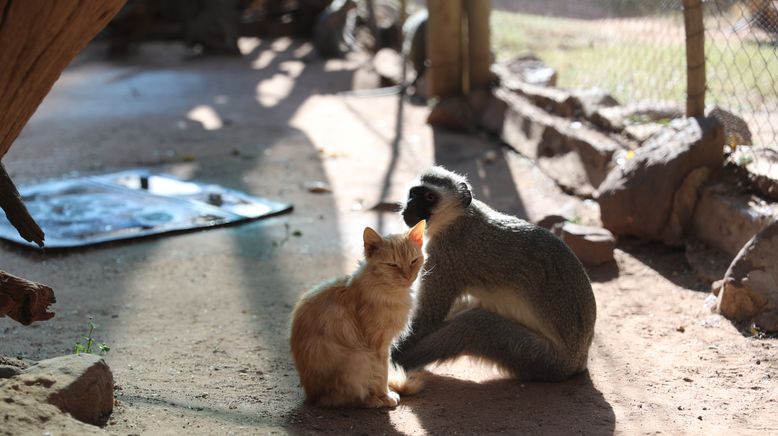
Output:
[290,221,425,408]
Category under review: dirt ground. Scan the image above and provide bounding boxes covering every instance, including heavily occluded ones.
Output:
[1,39,777,435]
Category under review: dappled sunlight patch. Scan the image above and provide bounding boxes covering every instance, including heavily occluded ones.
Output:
[255,62,305,108]
[187,105,223,130]
[271,38,293,52]
[252,50,276,70]
[238,37,261,55]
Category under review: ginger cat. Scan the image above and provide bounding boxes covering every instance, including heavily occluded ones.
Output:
[290,221,426,408]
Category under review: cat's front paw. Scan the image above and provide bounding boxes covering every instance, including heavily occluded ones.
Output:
[363,392,400,409]
[386,390,400,407]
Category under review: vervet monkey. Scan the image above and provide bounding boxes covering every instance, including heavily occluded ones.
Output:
[313,0,357,58]
[393,167,596,381]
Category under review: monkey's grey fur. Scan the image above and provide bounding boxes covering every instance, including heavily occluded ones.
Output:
[313,0,357,59]
[394,166,596,381]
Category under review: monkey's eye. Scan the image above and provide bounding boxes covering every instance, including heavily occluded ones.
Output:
[425,192,436,202]
[385,263,400,269]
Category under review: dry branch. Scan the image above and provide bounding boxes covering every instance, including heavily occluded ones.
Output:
[0,270,56,325]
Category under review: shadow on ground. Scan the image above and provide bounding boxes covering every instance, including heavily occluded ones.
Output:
[282,370,614,435]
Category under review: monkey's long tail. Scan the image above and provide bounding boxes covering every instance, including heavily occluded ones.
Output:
[388,363,426,395]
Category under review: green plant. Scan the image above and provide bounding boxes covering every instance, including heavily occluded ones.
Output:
[73,317,111,355]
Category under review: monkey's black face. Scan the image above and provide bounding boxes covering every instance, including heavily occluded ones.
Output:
[402,186,438,227]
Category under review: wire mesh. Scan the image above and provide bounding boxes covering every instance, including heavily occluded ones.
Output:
[490,0,778,197]
[490,0,686,106]
[705,0,778,194]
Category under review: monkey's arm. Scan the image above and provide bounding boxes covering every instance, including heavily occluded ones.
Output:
[393,264,460,364]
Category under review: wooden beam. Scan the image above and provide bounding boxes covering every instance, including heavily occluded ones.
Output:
[0,270,55,325]
[0,0,126,158]
[464,0,491,91]
[426,0,462,98]
[683,0,706,117]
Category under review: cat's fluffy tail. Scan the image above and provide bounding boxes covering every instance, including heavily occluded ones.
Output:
[388,363,426,395]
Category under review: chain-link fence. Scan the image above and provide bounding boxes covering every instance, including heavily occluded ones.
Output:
[491,0,686,106]
[490,0,778,197]
[705,0,778,191]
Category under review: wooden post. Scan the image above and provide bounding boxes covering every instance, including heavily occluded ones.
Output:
[464,0,491,91]
[426,0,463,98]
[0,0,126,158]
[683,0,705,117]
[0,270,56,325]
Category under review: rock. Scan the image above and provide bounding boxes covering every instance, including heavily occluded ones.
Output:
[469,89,507,135]
[729,145,778,202]
[692,178,778,257]
[590,102,683,133]
[707,106,752,146]
[535,214,569,230]
[623,123,665,144]
[537,152,598,198]
[716,219,778,332]
[661,167,712,245]
[598,117,725,242]
[503,150,602,227]
[0,365,23,379]
[568,88,619,119]
[498,89,621,193]
[552,222,616,266]
[21,354,114,425]
[497,55,557,87]
[502,80,573,117]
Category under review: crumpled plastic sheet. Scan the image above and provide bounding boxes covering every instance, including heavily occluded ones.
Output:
[0,169,292,249]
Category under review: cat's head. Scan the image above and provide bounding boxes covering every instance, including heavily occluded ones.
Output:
[362,221,425,286]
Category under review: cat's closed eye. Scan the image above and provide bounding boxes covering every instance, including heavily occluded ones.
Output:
[411,257,422,265]
[384,262,400,269]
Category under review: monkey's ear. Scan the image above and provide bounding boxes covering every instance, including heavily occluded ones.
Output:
[407,220,425,248]
[363,227,383,256]
[458,182,472,206]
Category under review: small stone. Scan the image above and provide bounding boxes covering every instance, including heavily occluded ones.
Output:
[676,326,685,333]
[306,181,332,194]
[552,222,616,266]
[536,214,569,230]
[683,377,693,382]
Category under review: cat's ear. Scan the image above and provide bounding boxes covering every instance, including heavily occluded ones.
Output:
[407,220,425,248]
[363,227,383,257]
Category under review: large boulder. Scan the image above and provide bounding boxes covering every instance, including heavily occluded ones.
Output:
[597,117,725,244]
[707,106,752,146]
[20,354,114,425]
[714,219,778,332]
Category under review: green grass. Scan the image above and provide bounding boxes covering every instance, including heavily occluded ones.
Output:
[491,10,778,109]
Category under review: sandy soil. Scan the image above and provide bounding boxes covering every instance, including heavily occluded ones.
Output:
[1,40,777,435]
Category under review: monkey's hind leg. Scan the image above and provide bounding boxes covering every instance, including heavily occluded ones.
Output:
[396,308,579,382]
